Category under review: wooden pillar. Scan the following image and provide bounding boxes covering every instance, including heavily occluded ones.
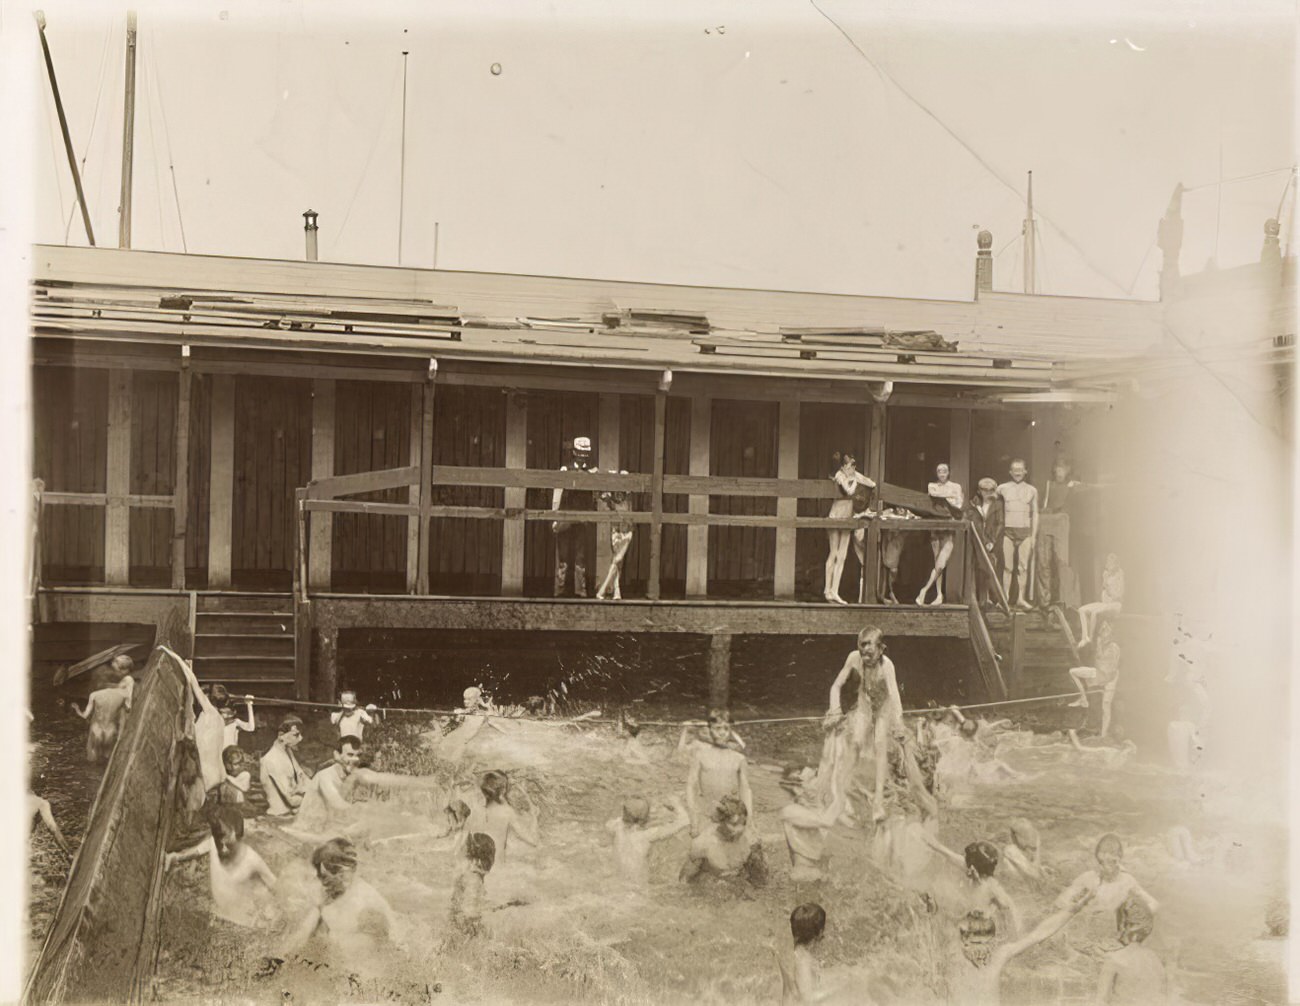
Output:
[686,396,711,598]
[647,390,667,601]
[861,403,887,602]
[773,399,799,599]
[308,379,335,592]
[708,632,732,710]
[596,393,621,585]
[104,369,132,585]
[948,408,972,599]
[408,377,435,594]
[207,375,235,589]
[313,624,338,704]
[501,392,528,596]
[171,364,191,590]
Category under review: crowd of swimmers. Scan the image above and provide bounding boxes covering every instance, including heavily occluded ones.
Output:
[34,604,1234,1004]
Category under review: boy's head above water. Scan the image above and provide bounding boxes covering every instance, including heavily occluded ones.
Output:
[446,799,471,827]
[964,840,1000,879]
[706,709,732,746]
[712,796,748,839]
[465,832,496,874]
[339,690,357,709]
[622,796,651,826]
[481,770,510,804]
[312,837,358,896]
[790,903,826,947]
[1095,833,1124,878]
[1116,895,1154,945]
[1009,818,1039,854]
[207,805,244,861]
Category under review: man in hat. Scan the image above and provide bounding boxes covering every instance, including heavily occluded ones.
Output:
[963,477,1004,608]
[551,435,599,597]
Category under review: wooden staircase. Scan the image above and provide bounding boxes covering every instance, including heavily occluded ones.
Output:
[192,592,296,696]
[985,605,1083,696]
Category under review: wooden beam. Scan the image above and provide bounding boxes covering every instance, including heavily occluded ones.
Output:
[207,375,235,588]
[406,384,422,593]
[104,369,132,584]
[596,393,621,589]
[43,492,172,508]
[861,403,887,602]
[311,595,971,637]
[708,633,732,709]
[171,364,191,589]
[416,377,435,594]
[773,400,799,599]
[308,379,336,591]
[312,625,338,704]
[500,393,527,596]
[307,465,420,500]
[686,396,711,598]
[647,390,667,601]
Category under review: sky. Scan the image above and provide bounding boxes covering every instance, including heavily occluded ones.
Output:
[8,0,1298,302]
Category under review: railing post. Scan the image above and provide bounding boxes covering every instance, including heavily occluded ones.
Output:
[773,399,799,600]
[501,392,528,596]
[647,390,667,601]
[685,396,711,598]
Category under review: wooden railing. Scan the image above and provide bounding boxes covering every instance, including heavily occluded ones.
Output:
[296,464,984,603]
[31,479,45,623]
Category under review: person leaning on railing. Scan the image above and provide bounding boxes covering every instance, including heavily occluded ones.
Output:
[551,435,598,598]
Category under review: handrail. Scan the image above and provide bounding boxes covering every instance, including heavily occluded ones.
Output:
[966,521,1011,616]
[30,478,45,622]
[963,534,1008,698]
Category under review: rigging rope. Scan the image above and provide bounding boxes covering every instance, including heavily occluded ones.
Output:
[336,61,405,253]
[63,22,115,243]
[148,30,188,253]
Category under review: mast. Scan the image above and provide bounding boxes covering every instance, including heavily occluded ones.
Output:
[1022,170,1036,294]
[119,11,138,249]
[35,12,96,245]
[398,49,409,265]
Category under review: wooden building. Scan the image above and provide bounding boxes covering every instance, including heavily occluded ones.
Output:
[29,234,1164,704]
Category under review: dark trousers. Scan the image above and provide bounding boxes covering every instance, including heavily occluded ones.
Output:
[553,524,590,596]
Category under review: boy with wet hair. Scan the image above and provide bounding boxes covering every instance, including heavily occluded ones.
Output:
[330,690,377,741]
[605,794,690,886]
[472,769,539,860]
[1001,818,1047,882]
[1056,833,1159,917]
[1095,896,1170,1004]
[684,709,753,837]
[779,769,848,882]
[165,805,277,928]
[922,836,1023,937]
[220,694,256,749]
[450,832,496,939]
[780,902,827,1004]
[71,674,134,763]
[680,795,768,886]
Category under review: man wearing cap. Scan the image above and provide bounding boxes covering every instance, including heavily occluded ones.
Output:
[963,477,1004,608]
[551,436,599,597]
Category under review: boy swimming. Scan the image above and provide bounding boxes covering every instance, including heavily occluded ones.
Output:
[471,770,540,860]
[680,795,767,886]
[605,795,690,886]
[1095,896,1170,1004]
[778,769,847,882]
[922,836,1023,938]
[165,805,278,928]
[684,709,753,837]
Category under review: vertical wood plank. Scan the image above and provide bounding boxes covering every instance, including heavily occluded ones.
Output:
[596,393,621,587]
[104,369,132,584]
[861,402,887,602]
[308,379,335,591]
[417,378,435,594]
[686,396,711,598]
[171,365,191,589]
[647,391,667,601]
[207,375,235,588]
[501,392,527,596]
[708,633,732,710]
[406,383,422,593]
[948,407,972,599]
[773,399,799,599]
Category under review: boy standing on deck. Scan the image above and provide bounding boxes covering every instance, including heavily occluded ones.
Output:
[331,690,377,740]
[684,709,753,837]
[997,459,1038,611]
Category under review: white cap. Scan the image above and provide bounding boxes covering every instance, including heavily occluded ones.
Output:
[573,436,592,452]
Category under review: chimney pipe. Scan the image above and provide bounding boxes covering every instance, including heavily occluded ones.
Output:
[975,229,993,297]
[303,209,319,262]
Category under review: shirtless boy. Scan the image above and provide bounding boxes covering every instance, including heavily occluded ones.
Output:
[1067,619,1122,738]
[294,734,440,836]
[330,690,377,741]
[1055,833,1159,918]
[684,709,753,837]
[1001,818,1047,883]
[680,796,768,886]
[606,795,689,886]
[779,769,848,882]
[923,837,1023,937]
[471,770,540,860]
[997,459,1038,611]
[72,675,133,763]
[449,832,495,940]
[165,805,278,928]
[276,837,404,965]
[1095,896,1170,1004]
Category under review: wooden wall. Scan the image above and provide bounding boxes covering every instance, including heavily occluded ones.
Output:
[614,394,691,593]
[708,399,778,595]
[128,371,177,585]
[429,385,506,594]
[230,376,311,590]
[186,374,211,581]
[330,380,413,593]
[32,367,107,583]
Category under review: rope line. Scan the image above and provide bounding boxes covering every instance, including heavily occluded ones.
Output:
[148,31,188,252]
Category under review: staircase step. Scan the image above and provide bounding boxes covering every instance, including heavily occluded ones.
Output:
[195,635,294,658]
[197,593,294,615]
[192,655,294,678]
[195,613,293,635]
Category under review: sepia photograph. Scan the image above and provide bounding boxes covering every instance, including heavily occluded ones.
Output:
[0,0,1295,1002]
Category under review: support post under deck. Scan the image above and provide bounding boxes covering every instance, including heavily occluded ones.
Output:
[708,632,732,710]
